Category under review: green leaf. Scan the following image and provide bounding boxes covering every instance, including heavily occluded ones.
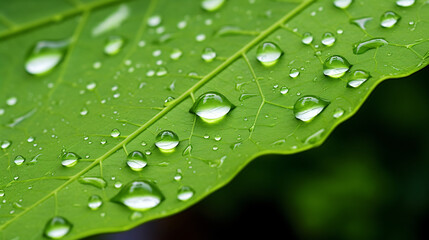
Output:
[0,0,428,239]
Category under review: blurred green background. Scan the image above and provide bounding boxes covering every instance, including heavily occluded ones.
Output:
[88,67,429,240]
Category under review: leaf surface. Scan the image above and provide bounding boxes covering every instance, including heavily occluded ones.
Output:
[0,0,428,239]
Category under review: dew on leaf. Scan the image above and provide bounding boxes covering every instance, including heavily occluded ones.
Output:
[43,216,72,239]
[80,107,88,116]
[155,130,179,153]
[333,0,352,9]
[6,97,17,106]
[114,182,123,189]
[177,186,195,201]
[174,171,183,181]
[333,108,345,119]
[86,82,97,91]
[353,38,388,55]
[25,39,69,76]
[88,195,103,210]
[196,34,206,42]
[380,11,401,28]
[304,129,326,145]
[396,0,415,7]
[351,17,373,30]
[201,0,225,12]
[280,87,289,95]
[14,155,25,166]
[239,93,257,101]
[110,128,121,138]
[126,151,147,172]
[190,92,234,123]
[156,67,168,76]
[170,48,183,60]
[92,4,129,36]
[0,190,4,197]
[111,180,164,212]
[1,140,11,149]
[202,48,217,62]
[147,15,162,27]
[104,36,125,56]
[301,32,313,45]
[289,68,300,78]
[61,152,80,168]
[164,96,175,106]
[78,176,107,189]
[294,95,330,122]
[182,144,192,156]
[348,70,370,88]
[323,55,351,78]
[321,32,336,46]
[256,42,283,67]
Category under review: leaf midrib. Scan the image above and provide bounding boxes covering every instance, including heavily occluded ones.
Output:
[0,0,315,230]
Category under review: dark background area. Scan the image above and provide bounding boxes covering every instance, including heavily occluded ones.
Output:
[87,67,429,240]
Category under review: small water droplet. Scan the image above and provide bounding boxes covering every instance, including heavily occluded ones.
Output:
[25,39,69,76]
[201,47,216,62]
[111,128,121,138]
[147,15,162,27]
[321,32,336,46]
[190,92,234,123]
[112,180,164,211]
[347,70,370,88]
[155,130,179,153]
[294,95,330,122]
[61,152,80,167]
[196,34,206,42]
[170,48,183,60]
[182,144,192,156]
[333,108,345,119]
[301,32,314,45]
[1,140,11,149]
[256,42,283,66]
[396,0,415,7]
[353,38,388,55]
[43,216,72,239]
[114,182,123,188]
[79,176,107,189]
[177,186,195,201]
[333,0,352,9]
[14,155,25,166]
[174,171,183,181]
[380,11,401,28]
[6,97,17,106]
[201,0,225,12]
[280,87,289,95]
[289,68,300,78]
[323,55,351,78]
[351,17,373,30]
[126,151,147,171]
[80,107,88,116]
[104,36,125,56]
[88,195,103,210]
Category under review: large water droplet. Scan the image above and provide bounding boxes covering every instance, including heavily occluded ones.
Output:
[88,195,103,210]
[201,48,216,62]
[43,216,72,239]
[353,38,388,55]
[294,95,330,122]
[333,0,352,9]
[323,55,351,78]
[289,68,300,78]
[79,176,107,189]
[301,32,314,45]
[61,152,80,167]
[111,128,121,138]
[256,42,283,67]
[25,39,69,76]
[104,36,125,56]
[14,155,25,166]
[127,151,147,171]
[380,11,401,28]
[201,0,225,12]
[155,130,179,153]
[396,0,415,7]
[112,180,164,211]
[321,32,336,47]
[190,92,234,123]
[177,186,195,201]
[347,70,370,88]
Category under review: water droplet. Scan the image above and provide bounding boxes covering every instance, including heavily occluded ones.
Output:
[196,34,206,42]
[280,87,289,95]
[147,15,162,27]
[6,97,17,106]
[104,36,125,56]
[333,0,352,9]
[353,38,388,55]
[323,55,351,78]
[111,128,121,138]
[256,42,283,66]
[43,216,72,239]
[164,96,175,106]
[0,190,4,197]
[155,130,179,153]
[177,186,195,201]
[92,4,129,36]
[239,93,257,101]
[88,195,103,210]
[201,48,216,62]
[79,176,107,189]
[190,92,234,123]
[333,108,345,119]
[156,67,168,77]
[170,48,183,60]
[289,68,300,78]
[80,107,88,116]
[182,144,192,156]
[14,155,25,166]
[201,0,225,12]
[380,11,401,28]
[396,0,415,7]
[347,70,370,88]
[25,39,69,76]
[1,140,11,149]
[112,180,164,211]
[304,129,326,145]
[126,151,147,171]
[174,171,183,181]
[61,152,80,167]
[321,32,336,46]
[294,95,330,122]
[301,32,313,45]
[114,182,123,188]
[351,17,373,30]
